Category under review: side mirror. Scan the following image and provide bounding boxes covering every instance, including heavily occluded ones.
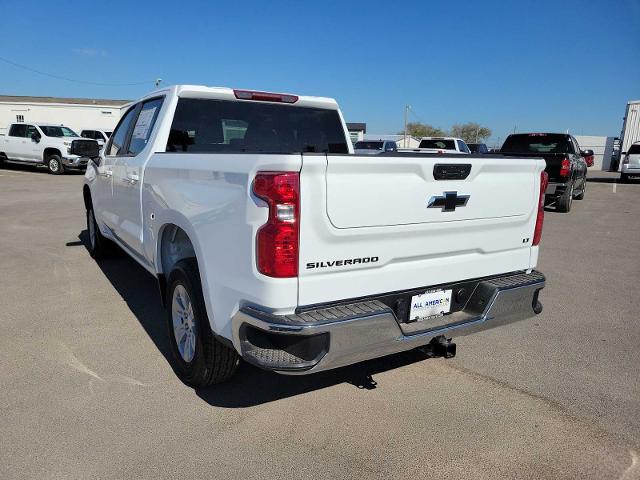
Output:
[581,149,594,157]
[31,132,41,143]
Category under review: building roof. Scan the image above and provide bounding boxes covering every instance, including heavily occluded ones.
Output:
[346,122,367,133]
[0,95,130,107]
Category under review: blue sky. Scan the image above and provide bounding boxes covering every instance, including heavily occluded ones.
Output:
[0,0,638,144]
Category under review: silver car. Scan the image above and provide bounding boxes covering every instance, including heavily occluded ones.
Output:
[621,143,640,182]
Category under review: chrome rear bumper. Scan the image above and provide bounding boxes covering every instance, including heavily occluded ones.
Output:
[231,271,545,374]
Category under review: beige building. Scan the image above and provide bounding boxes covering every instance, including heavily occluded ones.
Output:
[0,95,129,136]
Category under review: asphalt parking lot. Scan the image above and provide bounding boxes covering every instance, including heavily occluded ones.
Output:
[1,164,639,480]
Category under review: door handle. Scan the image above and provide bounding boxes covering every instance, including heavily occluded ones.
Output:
[126,173,139,184]
[99,170,112,178]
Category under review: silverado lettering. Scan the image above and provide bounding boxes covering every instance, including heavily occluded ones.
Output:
[306,256,379,269]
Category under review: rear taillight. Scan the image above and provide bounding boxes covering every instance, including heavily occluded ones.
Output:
[560,157,570,177]
[623,154,629,165]
[532,171,548,246]
[252,172,300,278]
[234,89,298,104]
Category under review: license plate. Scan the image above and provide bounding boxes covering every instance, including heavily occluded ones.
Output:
[409,289,452,322]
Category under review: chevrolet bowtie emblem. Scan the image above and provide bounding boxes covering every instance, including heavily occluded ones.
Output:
[427,191,470,212]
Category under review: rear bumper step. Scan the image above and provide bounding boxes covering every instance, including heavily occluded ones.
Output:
[231,270,545,374]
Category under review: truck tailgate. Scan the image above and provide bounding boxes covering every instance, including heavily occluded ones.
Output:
[298,154,545,306]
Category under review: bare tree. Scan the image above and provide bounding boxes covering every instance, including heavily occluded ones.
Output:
[398,122,447,138]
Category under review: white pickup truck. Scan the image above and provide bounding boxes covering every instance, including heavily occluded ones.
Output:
[83,85,548,387]
[0,123,99,174]
[399,136,471,155]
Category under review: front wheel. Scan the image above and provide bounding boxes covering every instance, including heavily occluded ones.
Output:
[556,181,574,213]
[47,155,65,175]
[166,258,239,387]
[620,173,629,183]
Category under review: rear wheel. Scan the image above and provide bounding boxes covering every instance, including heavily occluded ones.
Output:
[166,258,239,387]
[47,154,64,175]
[556,181,574,213]
[86,206,110,259]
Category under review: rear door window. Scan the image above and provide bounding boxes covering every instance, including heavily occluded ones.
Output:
[9,124,27,137]
[128,97,164,156]
[167,98,349,154]
[26,125,38,138]
[457,140,471,153]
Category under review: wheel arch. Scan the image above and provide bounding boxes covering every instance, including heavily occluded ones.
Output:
[43,147,62,161]
[155,221,201,308]
[82,184,92,210]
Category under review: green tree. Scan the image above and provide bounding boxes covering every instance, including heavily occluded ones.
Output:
[450,123,492,143]
[399,122,447,138]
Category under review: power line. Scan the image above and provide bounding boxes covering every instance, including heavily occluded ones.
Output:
[0,55,156,87]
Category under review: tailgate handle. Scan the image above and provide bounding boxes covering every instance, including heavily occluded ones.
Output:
[433,164,471,180]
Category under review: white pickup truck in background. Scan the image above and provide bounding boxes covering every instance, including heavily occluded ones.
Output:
[0,123,99,174]
[399,136,471,155]
[80,129,112,151]
[83,85,547,387]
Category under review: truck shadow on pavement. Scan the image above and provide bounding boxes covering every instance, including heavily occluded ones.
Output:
[73,230,437,408]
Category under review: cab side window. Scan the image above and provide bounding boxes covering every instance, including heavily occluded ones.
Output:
[107,106,138,156]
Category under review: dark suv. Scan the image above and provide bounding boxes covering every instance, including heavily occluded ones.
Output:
[467,143,489,154]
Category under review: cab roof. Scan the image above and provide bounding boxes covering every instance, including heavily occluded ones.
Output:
[137,85,340,110]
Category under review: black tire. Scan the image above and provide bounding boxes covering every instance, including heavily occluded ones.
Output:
[620,173,629,183]
[556,181,574,213]
[46,154,65,175]
[166,258,239,387]
[86,207,110,259]
[574,180,585,200]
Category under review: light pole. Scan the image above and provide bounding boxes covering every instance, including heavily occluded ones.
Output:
[404,105,411,148]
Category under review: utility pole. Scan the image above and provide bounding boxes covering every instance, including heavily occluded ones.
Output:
[404,105,410,148]
[475,126,480,143]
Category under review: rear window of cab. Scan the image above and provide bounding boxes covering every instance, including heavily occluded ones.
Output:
[167,98,349,154]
